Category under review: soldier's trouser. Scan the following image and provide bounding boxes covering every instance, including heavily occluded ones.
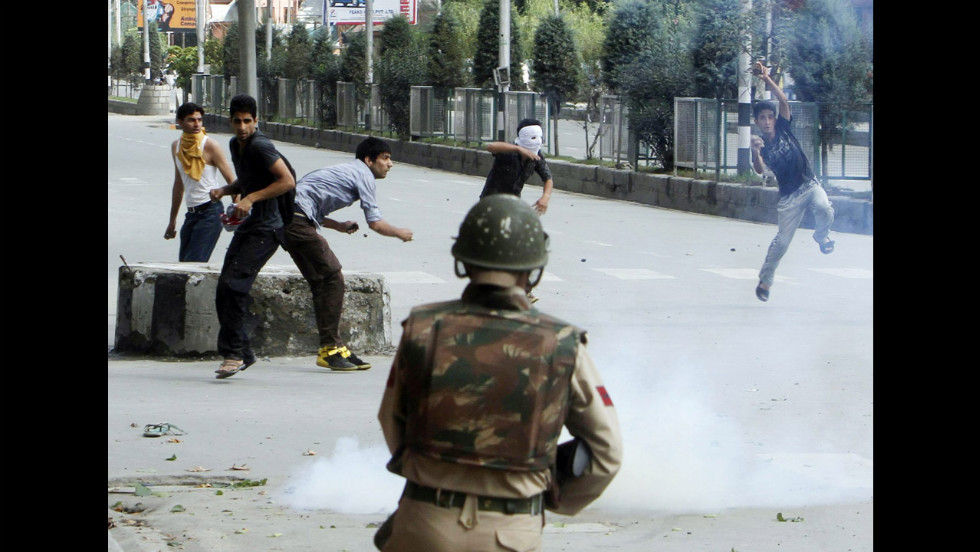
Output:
[759,179,834,287]
[383,494,544,552]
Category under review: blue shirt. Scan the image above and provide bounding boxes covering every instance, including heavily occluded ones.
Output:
[761,115,815,197]
[293,160,383,227]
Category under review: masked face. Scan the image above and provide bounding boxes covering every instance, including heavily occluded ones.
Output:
[516,125,543,154]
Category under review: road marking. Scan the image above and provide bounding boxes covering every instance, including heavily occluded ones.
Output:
[700,268,790,283]
[592,268,676,280]
[809,268,874,279]
[700,268,759,280]
[375,271,446,284]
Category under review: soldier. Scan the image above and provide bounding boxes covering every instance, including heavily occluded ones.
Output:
[377,194,622,552]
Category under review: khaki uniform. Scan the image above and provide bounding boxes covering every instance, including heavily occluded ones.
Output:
[378,284,622,551]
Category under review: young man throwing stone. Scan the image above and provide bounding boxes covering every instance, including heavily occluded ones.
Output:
[752,61,835,302]
[284,137,413,371]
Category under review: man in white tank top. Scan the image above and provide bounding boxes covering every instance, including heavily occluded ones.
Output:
[165,102,236,262]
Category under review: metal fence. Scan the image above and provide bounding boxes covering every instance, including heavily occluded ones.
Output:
[109,78,141,100]
[410,86,453,139]
[598,95,635,165]
[453,88,496,144]
[674,97,872,184]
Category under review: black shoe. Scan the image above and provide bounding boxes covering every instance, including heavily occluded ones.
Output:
[345,351,372,371]
[317,346,358,371]
[755,283,769,302]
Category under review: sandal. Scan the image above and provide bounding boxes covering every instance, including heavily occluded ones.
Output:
[215,359,245,379]
[143,423,186,438]
[815,237,835,254]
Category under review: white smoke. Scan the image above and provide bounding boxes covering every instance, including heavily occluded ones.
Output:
[589,347,873,513]
[277,436,403,514]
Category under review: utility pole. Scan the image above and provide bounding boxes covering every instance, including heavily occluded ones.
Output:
[365,0,374,129]
[267,0,273,62]
[737,0,752,175]
[144,0,152,83]
[497,0,510,140]
[196,0,205,74]
[239,0,259,106]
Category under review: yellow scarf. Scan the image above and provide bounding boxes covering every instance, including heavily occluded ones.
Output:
[177,130,208,181]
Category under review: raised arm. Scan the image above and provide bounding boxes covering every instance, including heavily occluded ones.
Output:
[755,61,791,120]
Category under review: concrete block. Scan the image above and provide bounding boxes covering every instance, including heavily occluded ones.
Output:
[113,263,391,358]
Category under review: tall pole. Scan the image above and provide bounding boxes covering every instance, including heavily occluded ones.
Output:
[266,0,273,62]
[737,0,752,175]
[497,0,510,140]
[196,0,206,73]
[239,0,259,104]
[144,0,152,83]
[365,0,374,84]
[115,0,121,45]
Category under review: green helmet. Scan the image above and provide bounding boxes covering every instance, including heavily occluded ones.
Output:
[451,195,548,271]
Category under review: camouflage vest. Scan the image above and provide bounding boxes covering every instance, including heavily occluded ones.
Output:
[401,299,583,472]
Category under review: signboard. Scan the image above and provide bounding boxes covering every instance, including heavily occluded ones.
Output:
[138,0,197,32]
[324,0,418,26]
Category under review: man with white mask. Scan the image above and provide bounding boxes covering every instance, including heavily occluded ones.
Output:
[480,118,554,216]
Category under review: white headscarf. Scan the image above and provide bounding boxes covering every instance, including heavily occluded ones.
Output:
[515,125,544,155]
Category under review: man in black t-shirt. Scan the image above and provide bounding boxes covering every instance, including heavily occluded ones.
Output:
[209,95,296,378]
[751,62,835,303]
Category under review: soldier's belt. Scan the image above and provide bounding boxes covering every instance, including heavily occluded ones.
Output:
[403,481,543,516]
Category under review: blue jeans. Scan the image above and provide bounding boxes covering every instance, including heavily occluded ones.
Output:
[759,180,834,286]
[179,201,223,262]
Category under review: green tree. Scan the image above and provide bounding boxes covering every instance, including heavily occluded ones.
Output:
[691,0,746,99]
[532,14,581,156]
[605,0,697,169]
[166,45,198,91]
[428,8,470,88]
[379,15,415,55]
[775,0,873,174]
[377,40,430,139]
[473,0,525,89]
[283,22,313,79]
[311,26,343,126]
[222,22,240,80]
[600,0,660,92]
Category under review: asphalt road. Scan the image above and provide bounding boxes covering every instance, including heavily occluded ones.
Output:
[108,113,873,551]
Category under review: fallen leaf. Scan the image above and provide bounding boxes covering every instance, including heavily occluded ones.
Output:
[166,454,177,461]
[186,466,212,472]
[303,450,316,456]
[167,438,182,443]
[170,505,185,513]
[268,533,283,538]
[229,464,250,471]
[235,528,248,534]
[134,483,153,497]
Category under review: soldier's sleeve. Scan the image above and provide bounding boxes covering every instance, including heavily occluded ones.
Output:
[551,342,623,516]
[378,325,409,457]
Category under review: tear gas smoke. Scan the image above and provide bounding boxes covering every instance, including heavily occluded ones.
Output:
[277,436,403,514]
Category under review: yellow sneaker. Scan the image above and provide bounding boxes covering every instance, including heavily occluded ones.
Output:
[317,346,357,371]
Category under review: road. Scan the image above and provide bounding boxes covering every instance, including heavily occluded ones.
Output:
[108,113,872,551]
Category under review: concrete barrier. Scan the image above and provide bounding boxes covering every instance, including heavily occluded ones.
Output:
[113,263,391,358]
[136,85,174,116]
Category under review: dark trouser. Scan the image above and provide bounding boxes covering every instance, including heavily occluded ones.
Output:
[216,228,282,362]
[283,216,346,347]
[179,201,223,262]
